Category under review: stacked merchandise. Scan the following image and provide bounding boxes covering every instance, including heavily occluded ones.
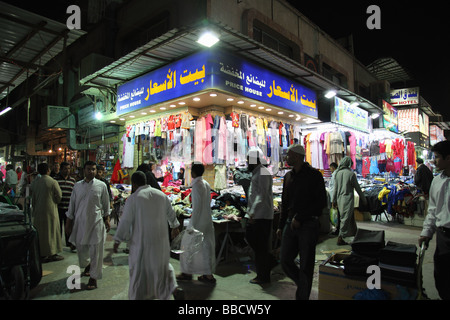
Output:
[343,229,385,277]
[351,229,386,258]
[379,241,417,287]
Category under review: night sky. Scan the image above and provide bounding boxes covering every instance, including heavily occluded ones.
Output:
[287,0,450,120]
[4,0,450,120]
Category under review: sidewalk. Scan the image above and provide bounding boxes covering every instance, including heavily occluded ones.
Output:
[27,219,439,300]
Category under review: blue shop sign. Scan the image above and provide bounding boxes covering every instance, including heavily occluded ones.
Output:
[117,50,317,117]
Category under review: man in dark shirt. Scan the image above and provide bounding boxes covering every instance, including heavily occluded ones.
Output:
[276,144,327,300]
[55,162,76,251]
[414,158,434,194]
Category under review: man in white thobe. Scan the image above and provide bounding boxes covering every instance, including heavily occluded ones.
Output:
[113,171,183,300]
[177,163,216,284]
[65,161,110,290]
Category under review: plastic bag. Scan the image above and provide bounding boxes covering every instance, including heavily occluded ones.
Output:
[330,208,338,226]
[170,227,204,256]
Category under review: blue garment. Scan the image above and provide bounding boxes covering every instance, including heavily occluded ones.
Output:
[369,157,380,174]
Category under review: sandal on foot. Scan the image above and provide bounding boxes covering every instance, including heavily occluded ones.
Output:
[82,265,91,277]
[249,277,269,285]
[51,254,64,262]
[86,278,97,290]
[176,273,193,281]
[198,275,216,284]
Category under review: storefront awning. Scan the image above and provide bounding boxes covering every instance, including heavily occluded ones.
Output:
[79,21,383,117]
[0,2,86,104]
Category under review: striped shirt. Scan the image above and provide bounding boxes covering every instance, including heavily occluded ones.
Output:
[55,174,76,211]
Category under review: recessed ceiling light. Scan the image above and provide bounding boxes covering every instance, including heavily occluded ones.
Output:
[150,110,156,113]
[193,97,201,101]
[250,104,256,107]
[237,101,244,104]
[160,107,166,110]
[178,102,186,105]
[130,115,135,118]
[258,106,264,110]
[120,118,126,121]
[266,108,272,111]
[170,104,176,108]
[288,115,294,118]
[277,111,284,115]
[141,112,147,115]
[227,98,234,101]
[110,120,116,123]
[210,93,217,97]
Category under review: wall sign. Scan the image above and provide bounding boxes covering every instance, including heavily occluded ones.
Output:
[390,87,419,106]
[116,50,318,117]
[332,97,369,132]
[382,100,398,133]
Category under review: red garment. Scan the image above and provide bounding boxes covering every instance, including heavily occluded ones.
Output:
[110,159,122,184]
[181,189,192,200]
[230,112,239,128]
[168,115,175,130]
[379,141,386,154]
[392,138,405,164]
[362,157,371,177]
[386,158,395,172]
[279,122,284,146]
[174,114,182,128]
[407,142,416,167]
[162,172,173,187]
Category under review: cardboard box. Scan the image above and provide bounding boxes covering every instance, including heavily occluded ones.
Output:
[318,253,417,300]
[354,209,371,222]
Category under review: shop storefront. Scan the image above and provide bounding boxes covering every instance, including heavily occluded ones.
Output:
[113,49,319,186]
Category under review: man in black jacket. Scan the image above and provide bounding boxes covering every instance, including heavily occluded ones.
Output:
[276,144,327,300]
[414,158,433,195]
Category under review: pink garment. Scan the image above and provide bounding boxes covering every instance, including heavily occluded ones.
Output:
[195,117,205,163]
[203,114,214,164]
[217,116,227,161]
[348,132,357,170]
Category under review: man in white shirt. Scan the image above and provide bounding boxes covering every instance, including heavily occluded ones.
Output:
[5,164,18,192]
[419,140,450,300]
[65,161,110,290]
[245,148,277,284]
[113,171,183,300]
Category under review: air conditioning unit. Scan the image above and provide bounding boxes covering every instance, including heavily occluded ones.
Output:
[42,105,71,129]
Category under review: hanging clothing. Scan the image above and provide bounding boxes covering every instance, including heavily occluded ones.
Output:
[194,117,205,163]
[114,185,180,300]
[214,164,227,190]
[362,157,370,178]
[204,114,214,165]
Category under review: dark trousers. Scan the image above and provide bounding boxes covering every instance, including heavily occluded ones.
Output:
[434,228,450,300]
[280,218,319,300]
[245,219,277,281]
[58,208,71,247]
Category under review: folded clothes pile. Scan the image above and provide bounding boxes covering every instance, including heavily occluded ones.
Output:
[379,241,417,287]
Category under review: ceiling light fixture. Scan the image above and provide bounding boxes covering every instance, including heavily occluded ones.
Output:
[0,107,12,116]
[325,90,337,99]
[95,112,103,120]
[197,31,220,47]
[371,113,380,119]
